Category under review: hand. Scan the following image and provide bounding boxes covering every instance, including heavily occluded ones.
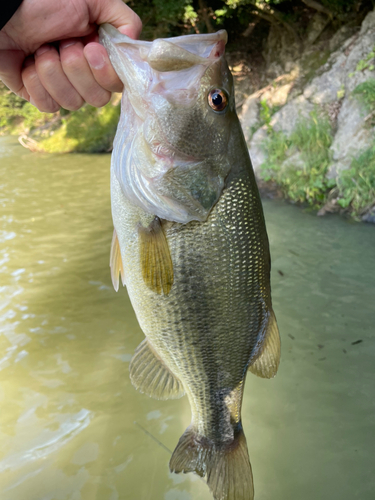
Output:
[0,0,142,112]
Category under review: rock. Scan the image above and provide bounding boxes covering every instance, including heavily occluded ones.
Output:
[344,29,375,93]
[262,83,293,108]
[305,13,330,45]
[270,95,315,135]
[303,52,348,104]
[304,13,375,103]
[239,95,259,143]
[280,151,305,172]
[249,127,268,174]
[359,7,375,35]
[328,97,375,176]
[362,206,375,223]
[327,158,352,179]
[329,25,359,53]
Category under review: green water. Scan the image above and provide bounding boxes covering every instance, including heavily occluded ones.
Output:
[0,135,374,500]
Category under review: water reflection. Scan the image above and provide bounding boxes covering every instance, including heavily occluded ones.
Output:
[0,136,374,499]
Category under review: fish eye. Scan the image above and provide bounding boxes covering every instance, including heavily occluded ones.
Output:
[208,89,228,112]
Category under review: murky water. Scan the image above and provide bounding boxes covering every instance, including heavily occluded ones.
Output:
[0,135,374,500]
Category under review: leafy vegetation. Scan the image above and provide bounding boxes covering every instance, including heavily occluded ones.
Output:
[0,83,54,133]
[352,78,375,113]
[260,110,335,207]
[349,45,375,77]
[0,81,120,153]
[129,0,374,40]
[337,146,375,215]
[39,101,121,153]
[259,102,375,218]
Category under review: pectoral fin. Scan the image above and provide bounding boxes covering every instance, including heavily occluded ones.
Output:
[249,310,281,379]
[138,217,174,295]
[110,229,125,292]
[130,339,185,400]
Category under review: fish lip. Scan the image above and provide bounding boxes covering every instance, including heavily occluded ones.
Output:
[100,23,227,47]
[99,24,228,61]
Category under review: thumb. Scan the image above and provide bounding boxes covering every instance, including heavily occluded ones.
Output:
[93,0,142,39]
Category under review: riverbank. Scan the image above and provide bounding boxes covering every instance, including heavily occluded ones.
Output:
[0,85,121,153]
[242,7,375,223]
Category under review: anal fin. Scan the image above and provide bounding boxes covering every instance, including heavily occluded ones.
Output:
[130,339,185,400]
[138,217,173,295]
[249,309,281,379]
[110,229,125,292]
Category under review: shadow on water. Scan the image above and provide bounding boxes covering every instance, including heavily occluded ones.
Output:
[0,136,374,500]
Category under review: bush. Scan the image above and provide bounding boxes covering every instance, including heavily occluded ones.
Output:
[39,102,121,153]
[337,146,375,215]
[260,111,335,207]
[0,83,54,132]
[352,78,375,117]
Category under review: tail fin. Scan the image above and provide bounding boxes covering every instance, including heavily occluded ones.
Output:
[169,425,254,500]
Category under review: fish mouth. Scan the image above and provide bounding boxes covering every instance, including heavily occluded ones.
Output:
[103,26,231,223]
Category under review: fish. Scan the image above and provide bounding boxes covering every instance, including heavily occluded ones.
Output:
[100,24,281,500]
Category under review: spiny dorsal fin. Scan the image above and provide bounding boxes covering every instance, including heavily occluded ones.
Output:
[110,229,125,292]
[138,217,174,295]
[249,310,281,379]
[129,339,185,400]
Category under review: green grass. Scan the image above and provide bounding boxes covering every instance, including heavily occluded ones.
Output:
[260,111,335,206]
[337,146,375,215]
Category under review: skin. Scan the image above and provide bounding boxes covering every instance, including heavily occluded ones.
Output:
[0,0,142,112]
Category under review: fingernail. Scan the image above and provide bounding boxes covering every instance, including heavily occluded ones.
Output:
[86,50,106,70]
[60,40,76,50]
[35,45,50,57]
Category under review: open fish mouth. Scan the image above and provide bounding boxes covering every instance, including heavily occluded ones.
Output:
[99,24,227,70]
[99,26,233,224]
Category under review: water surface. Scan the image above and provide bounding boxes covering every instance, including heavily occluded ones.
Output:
[0,136,374,500]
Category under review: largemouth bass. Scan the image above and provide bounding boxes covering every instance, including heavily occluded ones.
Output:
[100,24,281,500]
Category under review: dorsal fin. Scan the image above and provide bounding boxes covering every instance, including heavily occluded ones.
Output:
[138,217,174,295]
[249,310,281,379]
[110,229,125,292]
[130,339,185,400]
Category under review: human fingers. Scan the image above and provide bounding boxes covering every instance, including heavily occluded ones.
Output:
[35,44,84,111]
[60,39,112,107]
[92,0,142,39]
[22,56,60,112]
[83,42,123,93]
[0,49,29,99]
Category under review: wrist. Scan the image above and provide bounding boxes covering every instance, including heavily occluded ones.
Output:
[0,30,21,51]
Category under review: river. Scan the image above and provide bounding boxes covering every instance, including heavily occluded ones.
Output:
[0,135,374,500]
